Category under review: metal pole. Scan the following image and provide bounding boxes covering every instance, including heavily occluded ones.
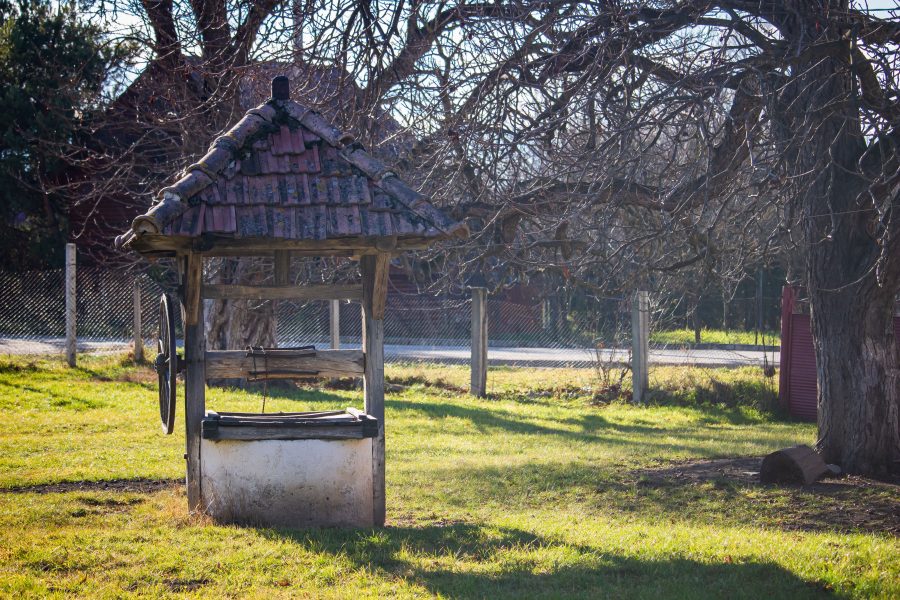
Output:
[631,290,649,403]
[65,243,76,367]
[133,278,143,362]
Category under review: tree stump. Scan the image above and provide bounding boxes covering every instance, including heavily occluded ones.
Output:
[760,445,829,485]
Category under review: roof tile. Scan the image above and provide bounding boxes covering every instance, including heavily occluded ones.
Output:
[124,95,466,245]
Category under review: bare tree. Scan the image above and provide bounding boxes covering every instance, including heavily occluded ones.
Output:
[83,1,898,473]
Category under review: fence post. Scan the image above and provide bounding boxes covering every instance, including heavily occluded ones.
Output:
[65,243,77,367]
[470,287,488,397]
[330,299,340,350]
[631,290,649,403]
[133,278,143,362]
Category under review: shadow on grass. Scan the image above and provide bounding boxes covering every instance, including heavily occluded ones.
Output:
[421,460,899,536]
[1,477,179,494]
[262,523,829,599]
[385,399,797,456]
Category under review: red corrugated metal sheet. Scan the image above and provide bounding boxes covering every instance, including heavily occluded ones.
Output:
[788,313,818,421]
[781,287,900,421]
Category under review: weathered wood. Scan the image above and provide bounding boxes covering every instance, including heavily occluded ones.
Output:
[204,349,364,379]
[133,278,143,362]
[370,253,390,320]
[274,250,290,285]
[361,254,386,526]
[65,243,76,367]
[184,253,203,326]
[202,425,371,441]
[760,445,830,485]
[183,256,206,513]
[631,290,649,403]
[201,283,362,301]
[128,234,432,256]
[470,287,488,397]
[330,299,341,349]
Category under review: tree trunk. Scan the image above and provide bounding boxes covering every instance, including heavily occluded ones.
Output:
[778,3,900,475]
[206,257,276,351]
[812,282,899,475]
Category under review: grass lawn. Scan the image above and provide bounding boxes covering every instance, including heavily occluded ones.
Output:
[650,328,781,346]
[0,355,897,598]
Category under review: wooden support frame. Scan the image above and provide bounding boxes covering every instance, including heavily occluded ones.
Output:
[201,283,362,301]
[361,253,388,526]
[204,349,364,379]
[183,252,206,512]
[274,250,291,285]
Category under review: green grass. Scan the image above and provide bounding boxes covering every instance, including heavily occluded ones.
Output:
[0,355,896,598]
[650,328,781,346]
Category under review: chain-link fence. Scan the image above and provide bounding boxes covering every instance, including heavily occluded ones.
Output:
[0,265,780,371]
[0,268,166,355]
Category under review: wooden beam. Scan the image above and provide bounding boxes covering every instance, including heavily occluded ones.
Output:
[274,250,291,285]
[367,252,390,320]
[204,349,364,379]
[183,253,206,513]
[361,254,386,526]
[184,253,203,326]
[201,283,362,301]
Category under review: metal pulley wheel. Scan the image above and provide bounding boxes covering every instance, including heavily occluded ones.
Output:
[154,293,181,434]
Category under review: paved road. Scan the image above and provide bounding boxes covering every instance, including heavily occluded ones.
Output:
[0,337,778,367]
[385,344,778,367]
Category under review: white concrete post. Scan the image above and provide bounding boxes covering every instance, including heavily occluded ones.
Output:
[631,290,649,403]
[65,243,76,367]
[330,299,340,349]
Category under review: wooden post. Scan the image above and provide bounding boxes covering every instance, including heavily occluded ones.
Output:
[470,287,488,397]
[330,299,340,349]
[361,253,388,526]
[133,278,143,362]
[274,250,290,285]
[183,253,206,512]
[631,290,649,403]
[65,243,76,367]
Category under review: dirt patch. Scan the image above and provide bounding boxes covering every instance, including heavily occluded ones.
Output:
[636,457,764,485]
[2,478,179,494]
[634,457,900,535]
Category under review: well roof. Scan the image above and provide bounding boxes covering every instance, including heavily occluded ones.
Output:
[116,77,466,255]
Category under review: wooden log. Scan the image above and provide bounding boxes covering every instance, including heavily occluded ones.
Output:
[204,349,364,379]
[470,287,487,397]
[65,243,76,367]
[361,254,386,526]
[183,257,206,512]
[133,278,143,362]
[201,283,362,301]
[760,445,830,485]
